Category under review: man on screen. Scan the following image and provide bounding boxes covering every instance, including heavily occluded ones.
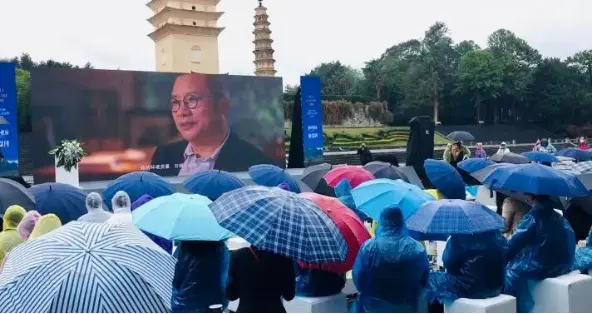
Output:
[150,73,272,177]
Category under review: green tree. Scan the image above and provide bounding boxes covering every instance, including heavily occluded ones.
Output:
[15,69,31,132]
[567,50,592,87]
[456,50,503,122]
[309,61,363,96]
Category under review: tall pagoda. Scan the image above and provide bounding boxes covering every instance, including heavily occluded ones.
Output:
[253,0,276,76]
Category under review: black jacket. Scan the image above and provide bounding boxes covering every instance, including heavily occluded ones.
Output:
[150,132,274,176]
[227,247,295,313]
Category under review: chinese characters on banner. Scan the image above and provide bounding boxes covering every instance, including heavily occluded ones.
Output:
[300,76,323,162]
[0,63,19,176]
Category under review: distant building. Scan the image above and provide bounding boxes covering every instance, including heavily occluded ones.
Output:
[147,0,224,74]
[253,0,276,76]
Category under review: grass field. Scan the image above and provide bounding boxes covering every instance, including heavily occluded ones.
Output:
[285,126,450,148]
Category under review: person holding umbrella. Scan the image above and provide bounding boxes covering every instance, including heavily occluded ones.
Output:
[351,205,429,312]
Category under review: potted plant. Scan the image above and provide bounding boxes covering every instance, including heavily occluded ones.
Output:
[49,139,87,187]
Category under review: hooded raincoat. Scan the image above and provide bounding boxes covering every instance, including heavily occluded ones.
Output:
[171,241,230,312]
[351,206,429,313]
[0,205,27,263]
[334,179,370,222]
[575,228,592,272]
[505,199,575,313]
[16,210,40,240]
[77,192,113,223]
[106,191,133,225]
[426,231,508,305]
[29,214,62,240]
[131,195,172,254]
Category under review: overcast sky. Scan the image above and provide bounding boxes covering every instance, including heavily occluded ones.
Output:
[0,0,590,86]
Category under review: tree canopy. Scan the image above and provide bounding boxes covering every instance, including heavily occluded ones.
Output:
[295,22,592,134]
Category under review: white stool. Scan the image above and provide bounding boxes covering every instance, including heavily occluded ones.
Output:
[444,294,516,313]
[226,237,250,251]
[227,299,239,312]
[283,293,347,313]
[529,271,592,312]
[342,272,357,295]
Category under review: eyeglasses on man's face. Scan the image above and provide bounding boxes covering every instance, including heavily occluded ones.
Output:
[169,94,212,112]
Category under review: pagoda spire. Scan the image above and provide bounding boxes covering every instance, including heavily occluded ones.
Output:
[253,0,276,76]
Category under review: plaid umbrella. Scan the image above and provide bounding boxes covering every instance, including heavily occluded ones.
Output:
[406,199,505,236]
[0,222,175,312]
[209,186,347,263]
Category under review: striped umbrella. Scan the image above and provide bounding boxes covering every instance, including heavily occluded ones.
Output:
[0,222,175,313]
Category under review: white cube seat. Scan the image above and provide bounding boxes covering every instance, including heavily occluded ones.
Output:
[283,293,347,313]
[529,271,592,312]
[444,294,516,313]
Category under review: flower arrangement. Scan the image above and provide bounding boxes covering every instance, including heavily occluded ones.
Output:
[49,140,87,172]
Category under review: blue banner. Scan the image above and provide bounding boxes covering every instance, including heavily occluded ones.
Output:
[300,76,323,162]
[0,63,19,176]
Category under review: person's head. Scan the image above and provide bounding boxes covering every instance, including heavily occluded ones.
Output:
[580,136,587,144]
[170,73,230,143]
[111,191,131,214]
[131,194,153,212]
[477,142,483,149]
[541,139,549,147]
[29,214,62,240]
[360,143,366,149]
[524,194,550,206]
[85,192,104,213]
[500,142,507,149]
[2,205,27,231]
[376,205,406,236]
[17,210,40,240]
[451,142,461,158]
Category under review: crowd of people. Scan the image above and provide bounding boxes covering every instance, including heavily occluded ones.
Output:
[1,137,592,313]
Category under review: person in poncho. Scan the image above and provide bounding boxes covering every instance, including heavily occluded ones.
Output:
[0,205,27,263]
[28,214,62,240]
[16,210,40,240]
[504,194,575,313]
[351,206,429,313]
[78,192,113,223]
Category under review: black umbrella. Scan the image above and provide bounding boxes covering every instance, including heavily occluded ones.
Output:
[363,161,409,182]
[489,152,530,164]
[447,131,475,142]
[300,163,333,190]
[0,178,36,217]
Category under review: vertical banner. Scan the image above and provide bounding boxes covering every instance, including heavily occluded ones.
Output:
[0,63,19,176]
[300,76,323,162]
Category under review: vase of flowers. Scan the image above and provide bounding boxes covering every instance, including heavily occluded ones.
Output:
[49,140,87,187]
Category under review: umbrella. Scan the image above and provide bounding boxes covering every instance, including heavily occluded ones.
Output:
[557,148,591,162]
[248,164,301,193]
[482,163,589,197]
[458,159,495,174]
[323,165,375,188]
[133,193,232,241]
[363,161,410,182]
[103,171,175,210]
[298,193,371,274]
[424,159,466,200]
[0,222,175,312]
[350,178,435,221]
[209,185,347,263]
[469,163,513,183]
[406,199,505,236]
[29,183,87,224]
[0,178,35,217]
[447,131,475,142]
[489,152,529,164]
[300,163,333,190]
[521,151,559,164]
[183,170,245,200]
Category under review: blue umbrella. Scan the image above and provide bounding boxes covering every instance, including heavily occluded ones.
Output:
[209,185,347,263]
[350,178,435,221]
[248,164,301,193]
[521,151,559,164]
[103,171,174,210]
[406,199,505,235]
[557,148,591,162]
[0,222,174,312]
[458,159,495,174]
[483,163,589,197]
[29,183,87,224]
[424,159,466,199]
[133,193,232,241]
[183,170,245,200]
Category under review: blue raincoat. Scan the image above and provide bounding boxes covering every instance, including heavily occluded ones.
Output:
[171,241,230,312]
[504,199,575,313]
[426,232,508,305]
[334,179,370,222]
[575,228,592,272]
[295,264,346,297]
[351,206,429,313]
